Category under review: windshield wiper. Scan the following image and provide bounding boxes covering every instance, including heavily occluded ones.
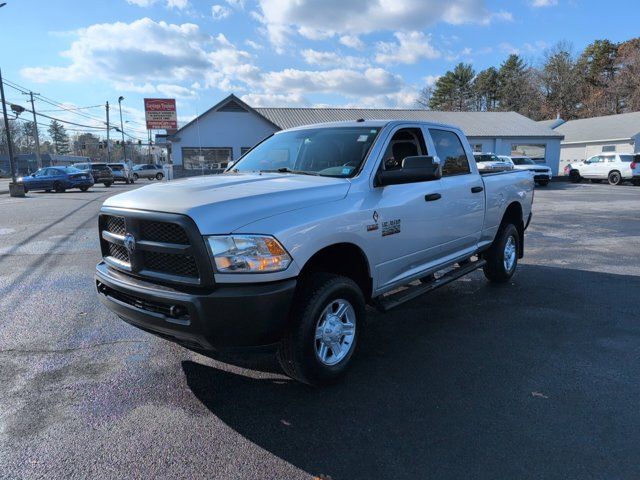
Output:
[261,168,320,176]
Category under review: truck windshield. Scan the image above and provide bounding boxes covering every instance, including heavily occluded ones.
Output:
[229,127,380,177]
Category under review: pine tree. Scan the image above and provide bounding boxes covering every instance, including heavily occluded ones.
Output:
[428,63,476,111]
[48,120,70,155]
[473,67,500,111]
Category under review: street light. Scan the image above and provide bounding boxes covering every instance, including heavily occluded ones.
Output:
[117,96,127,163]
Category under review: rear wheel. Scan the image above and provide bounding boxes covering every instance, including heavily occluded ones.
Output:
[155,172,164,180]
[569,170,581,183]
[277,273,364,386]
[80,186,89,192]
[608,171,622,185]
[53,182,65,193]
[103,182,112,188]
[483,223,519,283]
[23,186,28,193]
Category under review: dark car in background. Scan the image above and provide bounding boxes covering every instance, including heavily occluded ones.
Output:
[133,164,164,181]
[19,166,94,193]
[72,162,114,187]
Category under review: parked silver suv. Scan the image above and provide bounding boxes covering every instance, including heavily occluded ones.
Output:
[132,164,164,181]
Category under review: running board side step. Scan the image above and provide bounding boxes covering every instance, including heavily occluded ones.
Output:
[373,259,487,313]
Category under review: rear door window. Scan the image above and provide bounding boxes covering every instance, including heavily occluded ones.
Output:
[429,129,471,176]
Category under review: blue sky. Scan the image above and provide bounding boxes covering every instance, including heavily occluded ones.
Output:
[0,0,637,139]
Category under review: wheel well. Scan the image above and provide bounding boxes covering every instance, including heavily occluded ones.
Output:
[501,202,524,258]
[300,243,372,299]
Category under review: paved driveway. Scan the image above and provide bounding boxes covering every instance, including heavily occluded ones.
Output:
[0,182,639,479]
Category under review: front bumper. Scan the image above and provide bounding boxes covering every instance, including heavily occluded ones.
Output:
[95,261,297,351]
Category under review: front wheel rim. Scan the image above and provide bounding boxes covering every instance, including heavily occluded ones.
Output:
[503,235,517,272]
[314,299,356,366]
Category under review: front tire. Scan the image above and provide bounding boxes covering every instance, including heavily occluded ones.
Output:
[133,173,139,181]
[569,170,581,183]
[608,171,622,186]
[155,172,164,180]
[277,273,365,386]
[80,186,89,192]
[536,179,549,186]
[53,182,65,193]
[103,182,112,188]
[483,223,519,283]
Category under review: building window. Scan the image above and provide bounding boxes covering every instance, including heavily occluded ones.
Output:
[601,145,616,152]
[511,144,546,163]
[471,144,483,153]
[182,147,232,171]
[240,147,252,156]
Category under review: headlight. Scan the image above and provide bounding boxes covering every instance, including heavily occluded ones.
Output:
[206,235,291,273]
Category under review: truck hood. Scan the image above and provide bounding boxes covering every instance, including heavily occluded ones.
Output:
[103,172,351,233]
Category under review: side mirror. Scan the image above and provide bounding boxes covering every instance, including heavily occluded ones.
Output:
[375,155,442,187]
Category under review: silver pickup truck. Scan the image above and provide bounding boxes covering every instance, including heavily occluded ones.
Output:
[95,120,534,385]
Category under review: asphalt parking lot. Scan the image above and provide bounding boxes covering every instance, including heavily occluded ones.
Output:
[0,181,639,479]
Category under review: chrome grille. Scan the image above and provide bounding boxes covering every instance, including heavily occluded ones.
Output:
[108,243,129,263]
[106,216,126,235]
[99,213,205,285]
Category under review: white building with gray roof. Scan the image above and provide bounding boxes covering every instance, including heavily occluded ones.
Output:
[169,94,564,176]
[547,112,640,173]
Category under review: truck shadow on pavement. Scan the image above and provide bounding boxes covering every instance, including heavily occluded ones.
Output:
[182,264,640,480]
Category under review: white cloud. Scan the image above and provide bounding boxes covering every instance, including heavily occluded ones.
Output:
[499,42,520,55]
[256,0,512,47]
[21,18,212,84]
[261,67,403,97]
[125,0,189,8]
[301,49,369,69]
[212,4,232,19]
[375,31,440,65]
[531,0,558,6]
[245,39,263,50]
[156,83,197,98]
[241,92,308,107]
[225,0,245,8]
[339,35,365,50]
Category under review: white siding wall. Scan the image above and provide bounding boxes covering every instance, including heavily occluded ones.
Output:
[171,110,278,166]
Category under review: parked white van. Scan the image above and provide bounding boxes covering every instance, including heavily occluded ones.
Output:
[565,153,635,185]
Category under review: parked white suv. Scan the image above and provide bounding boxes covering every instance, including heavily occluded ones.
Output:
[499,156,552,186]
[565,153,635,185]
[631,155,640,186]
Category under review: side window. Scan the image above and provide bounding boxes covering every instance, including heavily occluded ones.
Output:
[380,128,427,171]
[429,129,471,176]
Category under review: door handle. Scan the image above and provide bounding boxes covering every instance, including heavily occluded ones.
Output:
[424,193,441,202]
[471,186,484,193]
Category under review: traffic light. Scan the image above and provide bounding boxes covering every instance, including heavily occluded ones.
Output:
[98,142,103,150]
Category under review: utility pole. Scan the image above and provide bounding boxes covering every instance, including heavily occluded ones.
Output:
[118,96,126,161]
[105,101,111,162]
[0,68,23,196]
[25,91,42,169]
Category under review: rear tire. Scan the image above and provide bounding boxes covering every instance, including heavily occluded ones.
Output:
[156,172,164,180]
[104,182,112,188]
[608,171,622,186]
[569,170,581,183]
[277,273,364,386]
[53,182,65,193]
[133,173,139,181]
[80,186,89,192]
[483,223,519,284]
[23,186,28,193]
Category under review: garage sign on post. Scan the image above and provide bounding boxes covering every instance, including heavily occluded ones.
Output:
[144,98,177,130]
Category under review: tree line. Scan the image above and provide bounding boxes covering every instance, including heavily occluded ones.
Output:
[419,37,640,120]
